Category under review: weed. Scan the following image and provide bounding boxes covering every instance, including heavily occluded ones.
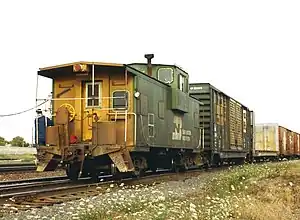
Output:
[78,161,300,220]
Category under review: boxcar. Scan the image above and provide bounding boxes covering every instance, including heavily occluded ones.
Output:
[254,123,280,161]
[278,126,294,158]
[287,130,295,157]
[294,132,300,157]
[189,83,254,166]
[254,123,298,160]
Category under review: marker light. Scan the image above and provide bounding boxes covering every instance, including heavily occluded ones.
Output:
[134,91,140,98]
[73,64,88,72]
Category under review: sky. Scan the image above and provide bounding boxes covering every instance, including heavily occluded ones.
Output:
[0,0,300,143]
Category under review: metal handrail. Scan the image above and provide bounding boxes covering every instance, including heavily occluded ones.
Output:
[107,112,137,145]
[36,96,126,101]
[34,95,135,146]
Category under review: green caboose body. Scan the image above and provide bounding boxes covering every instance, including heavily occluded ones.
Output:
[126,62,205,172]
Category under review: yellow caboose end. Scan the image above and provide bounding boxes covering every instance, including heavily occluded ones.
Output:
[34,61,136,180]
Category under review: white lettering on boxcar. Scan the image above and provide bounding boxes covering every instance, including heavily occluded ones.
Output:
[190,86,202,90]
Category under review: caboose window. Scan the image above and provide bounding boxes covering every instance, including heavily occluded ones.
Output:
[179,74,186,92]
[86,82,101,107]
[157,67,174,84]
[112,91,128,110]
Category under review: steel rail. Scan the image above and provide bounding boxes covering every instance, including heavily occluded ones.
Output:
[0,176,68,186]
[0,165,37,173]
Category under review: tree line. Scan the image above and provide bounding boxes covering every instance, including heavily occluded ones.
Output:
[0,136,30,147]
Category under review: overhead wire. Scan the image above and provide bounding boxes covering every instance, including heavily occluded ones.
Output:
[0,100,49,117]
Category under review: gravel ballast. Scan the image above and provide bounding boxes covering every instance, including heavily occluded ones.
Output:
[0,170,66,182]
[0,170,215,220]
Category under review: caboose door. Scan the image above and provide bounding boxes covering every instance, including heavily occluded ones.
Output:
[81,80,105,141]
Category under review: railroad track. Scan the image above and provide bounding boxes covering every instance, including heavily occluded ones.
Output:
[0,163,37,173]
[0,175,69,186]
[0,167,223,214]
[0,158,294,217]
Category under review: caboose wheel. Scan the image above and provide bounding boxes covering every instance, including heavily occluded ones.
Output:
[66,162,81,181]
[132,156,146,177]
[171,154,190,172]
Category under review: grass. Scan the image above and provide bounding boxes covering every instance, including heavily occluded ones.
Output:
[0,154,36,163]
[78,160,300,220]
[195,161,298,220]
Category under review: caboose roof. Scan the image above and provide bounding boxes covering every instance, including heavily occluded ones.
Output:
[128,63,190,76]
[37,61,191,93]
[38,61,124,78]
[39,61,123,71]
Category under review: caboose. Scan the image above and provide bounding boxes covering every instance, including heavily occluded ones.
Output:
[35,54,205,180]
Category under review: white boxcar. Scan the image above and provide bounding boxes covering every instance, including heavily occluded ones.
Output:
[254,123,279,159]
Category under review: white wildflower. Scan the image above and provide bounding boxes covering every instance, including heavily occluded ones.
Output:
[158,203,166,210]
[190,203,196,210]
[191,212,198,219]
[158,196,165,201]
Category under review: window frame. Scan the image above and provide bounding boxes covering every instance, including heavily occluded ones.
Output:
[111,90,130,111]
[85,81,102,108]
[148,113,155,137]
[157,67,174,84]
[178,74,186,92]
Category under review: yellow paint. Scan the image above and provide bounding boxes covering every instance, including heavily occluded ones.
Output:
[255,124,278,152]
[51,68,135,148]
[108,73,135,148]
